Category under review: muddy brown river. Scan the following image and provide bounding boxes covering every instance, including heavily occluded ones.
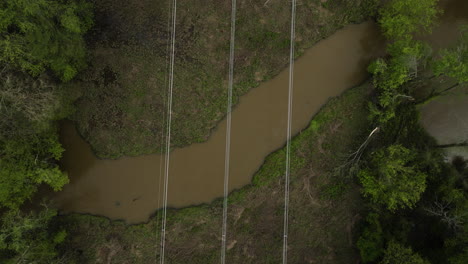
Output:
[419,0,468,159]
[56,0,468,223]
[421,92,468,159]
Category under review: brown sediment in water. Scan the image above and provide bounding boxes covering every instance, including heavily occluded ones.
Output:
[420,92,468,159]
[419,0,468,159]
[56,0,468,223]
[56,21,385,223]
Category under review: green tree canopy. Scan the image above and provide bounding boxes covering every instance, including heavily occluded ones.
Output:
[0,0,93,81]
[379,0,439,40]
[368,0,439,125]
[358,145,427,211]
[368,39,430,123]
[0,67,69,133]
[434,26,468,84]
[446,223,468,264]
[357,213,385,263]
[0,68,70,209]
[0,206,67,263]
[379,241,430,264]
[0,130,68,209]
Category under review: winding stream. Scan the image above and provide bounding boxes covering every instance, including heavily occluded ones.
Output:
[55,0,468,223]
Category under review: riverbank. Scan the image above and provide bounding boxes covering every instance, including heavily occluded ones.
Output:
[60,81,373,263]
[56,0,468,262]
[56,21,384,223]
[420,84,468,159]
[71,0,378,158]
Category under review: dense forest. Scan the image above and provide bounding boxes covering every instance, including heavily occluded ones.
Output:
[0,0,467,263]
[0,0,92,262]
[354,0,468,263]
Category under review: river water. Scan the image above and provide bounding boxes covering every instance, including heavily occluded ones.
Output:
[419,0,468,159]
[55,0,467,223]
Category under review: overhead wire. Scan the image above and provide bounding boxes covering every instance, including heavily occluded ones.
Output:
[159,0,177,263]
[220,0,237,263]
[282,0,297,263]
[156,0,174,260]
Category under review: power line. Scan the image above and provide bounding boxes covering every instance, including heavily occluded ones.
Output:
[282,0,297,263]
[220,0,237,263]
[160,0,177,263]
[156,1,174,260]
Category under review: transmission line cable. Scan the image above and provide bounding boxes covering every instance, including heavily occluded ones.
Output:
[220,0,237,263]
[156,1,174,260]
[159,0,177,263]
[282,0,297,263]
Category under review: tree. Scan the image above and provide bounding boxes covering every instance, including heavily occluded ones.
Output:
[412,26,468,104]
[368,39,426,124]
[0,66,70,135]
[368,0,440,125]
[0,129,68,209]
[379,241,430,264]
[446,223,468,264]
[370,39,431,90]
[0,206,67,263]
[0,67,69,209]
[429,26,468,99]
[424,156,468,231]
[0,1,92,261]
[358,145,427,211]
[0,0,93,81]
[357,213,385,263]
[379,0,439,41]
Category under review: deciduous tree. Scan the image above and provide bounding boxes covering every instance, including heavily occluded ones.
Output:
[357,213,385,263]
[358,145,427,211]
[368,0,439,125]
[379,0,439,41]
[435,26,468,81]
[0,206,67,263]
[379,241,430,264]
[0,129,68,209]
[0,0,93,81]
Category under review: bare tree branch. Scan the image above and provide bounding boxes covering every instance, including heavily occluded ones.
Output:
[436,141,468,148]
[424,199,465,230]
[335,127,380,177]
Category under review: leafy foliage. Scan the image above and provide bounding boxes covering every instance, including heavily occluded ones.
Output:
[0,68,70,209]
[0,206,67,263]
[368,39,430,123]
[0,67,71,133]
[434,26,468,84]
[356,1,468,263]
[446,224,468,264]
[379,241,430,264]
[0,130,68,209]
[368,0,439,125]
[357,213,385,263]
[0,0,93,260]
[0,0,93,81]
[358,145,427,211]
[379,0,439,40]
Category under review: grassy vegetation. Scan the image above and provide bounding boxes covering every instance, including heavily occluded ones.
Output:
[60,82,374,263]
[72,0,378,158]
